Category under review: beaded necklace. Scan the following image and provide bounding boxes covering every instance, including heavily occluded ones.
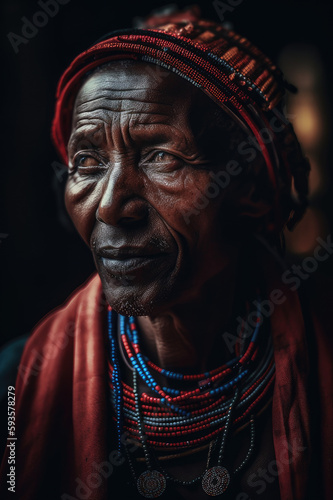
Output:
[128,371,256,497]
[107,301,275,497]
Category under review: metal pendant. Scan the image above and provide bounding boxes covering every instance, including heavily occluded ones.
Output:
[137,470,167,498]
[202,466,230,496]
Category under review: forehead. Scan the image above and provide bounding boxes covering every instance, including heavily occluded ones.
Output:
[70,60,230,136]
[69,60,246,156]
[74,60,200,114]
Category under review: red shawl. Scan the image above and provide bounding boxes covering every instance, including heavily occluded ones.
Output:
[0,269,332,499]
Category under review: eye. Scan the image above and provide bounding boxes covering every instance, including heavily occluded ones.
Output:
[72,153,107,175]
[153,151,168,161]
[143,150,184,172]
[151,151,175,162]
[78,156,102,167]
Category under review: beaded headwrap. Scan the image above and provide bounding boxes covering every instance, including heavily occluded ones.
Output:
[51,6,310,233]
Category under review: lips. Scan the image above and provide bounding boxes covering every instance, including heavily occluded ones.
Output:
[95,245,171,276]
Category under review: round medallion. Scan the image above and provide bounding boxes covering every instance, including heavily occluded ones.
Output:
[202,466,230,496]
[137,470,167,498]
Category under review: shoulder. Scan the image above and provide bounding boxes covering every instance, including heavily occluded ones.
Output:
[16,272,103,388]
[0,273,102,383]
[302,274,333,498]
[303,274,333,351]
[0,273,103,454]
[25,272,102,349]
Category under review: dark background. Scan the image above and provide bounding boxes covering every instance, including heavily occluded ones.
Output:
[1,0,332,348]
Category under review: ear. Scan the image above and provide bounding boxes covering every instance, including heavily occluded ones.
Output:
[234,181,273,219]
[221,170,273,220]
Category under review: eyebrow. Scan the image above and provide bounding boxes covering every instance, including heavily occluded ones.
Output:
[67,122,195,156]
[67,126,106,155]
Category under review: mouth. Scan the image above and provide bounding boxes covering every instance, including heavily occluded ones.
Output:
[95,246,171,277]
[99,253,167,272]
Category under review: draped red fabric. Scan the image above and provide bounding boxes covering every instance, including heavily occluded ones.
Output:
[0,268,332,499]
[309,287,333,500]
[0,274,109,500]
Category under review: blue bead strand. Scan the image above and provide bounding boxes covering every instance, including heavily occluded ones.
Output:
[108,307,124,452]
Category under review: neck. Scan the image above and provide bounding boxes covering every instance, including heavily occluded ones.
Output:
[136,266,248,373]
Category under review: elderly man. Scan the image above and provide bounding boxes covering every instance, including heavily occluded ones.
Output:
[1,6,332,500]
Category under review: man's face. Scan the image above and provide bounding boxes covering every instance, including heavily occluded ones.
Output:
[65,61,248,316]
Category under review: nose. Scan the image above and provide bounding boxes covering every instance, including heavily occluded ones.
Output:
[96,162,148,227]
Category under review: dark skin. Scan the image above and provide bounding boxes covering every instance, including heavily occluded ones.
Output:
[65,61,278,498]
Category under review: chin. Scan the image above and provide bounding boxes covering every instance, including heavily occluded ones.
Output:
[96,251,183,316]
[102,284,172,316]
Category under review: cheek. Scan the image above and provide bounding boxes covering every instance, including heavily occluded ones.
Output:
[145,169,224,242]
[146,170,239,275]
[65,178,100,245]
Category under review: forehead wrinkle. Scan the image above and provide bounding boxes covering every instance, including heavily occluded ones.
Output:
[104,106,136,153]
[70,88,203,155]
[76,91,174,110]
[68,119,104,141]
[75,100,173,118]
[72,98,175,139]
[68,118,132,155]
[75,107,172,120]
[78,87,174,96]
